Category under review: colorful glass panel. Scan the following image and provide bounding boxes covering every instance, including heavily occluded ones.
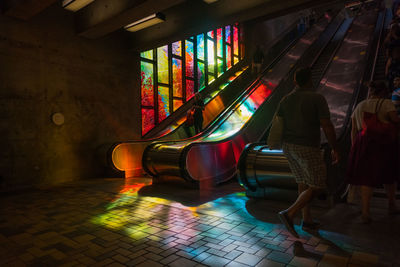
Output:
[185,40,194,78]
[233,26,239,56]
[217,28,223,57]
[225,25,231,44]
[226,45,232,69]
[140,23,244,136]
[207,39,215,74]
[142,108,155,135]
[208,74,215,85]
[173,99,183,111]
[186,80,195,101]
[172,41,182,56]
[172,58,182,97]
[197,34,204,60]
[141,61,154,106]
[197,62,205,90]
[140,49,153,60]
[157,45,169,84]
[234,56,239,65]
[158,85,170,122]
[217,58,223,77]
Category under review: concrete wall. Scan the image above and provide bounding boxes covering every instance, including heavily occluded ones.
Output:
[0,5,140,191]
[246,12,305,61]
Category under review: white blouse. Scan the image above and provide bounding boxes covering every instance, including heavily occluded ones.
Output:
[351,98,396,131]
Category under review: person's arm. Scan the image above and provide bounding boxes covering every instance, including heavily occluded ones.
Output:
[320,118,340,164]
[350,116,358,146]
[386,57,392,77]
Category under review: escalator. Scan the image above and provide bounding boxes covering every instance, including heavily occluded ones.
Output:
[142,11,347,185]
[237,6,385,200]
[371,8,392,81]
[110,22,303,177]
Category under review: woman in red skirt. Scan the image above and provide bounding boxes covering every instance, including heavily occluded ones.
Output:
[347,81,400,223]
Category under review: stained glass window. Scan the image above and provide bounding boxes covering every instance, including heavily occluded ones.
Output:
[173,99,183,111]
[157,46,169,84]
[141,50,153,60]
[140,23,244,135]
[226,45,232,70]
[233,26,239,56]
[141,61,154,106]
[217,28,223,57]
[158,85,170,122]
[197,34,205,60]
[172,41,182,56]
[207,39,215,74]
[198,61,205,90]
[172,58,182,97]
[225,26,231,43]
[186,79,195,101]
[142,109,155,135]
[208,74,215,85]
[217,58,223,77]
[185,40,194,78]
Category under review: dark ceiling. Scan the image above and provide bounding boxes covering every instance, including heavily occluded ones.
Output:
[1,0,346,50]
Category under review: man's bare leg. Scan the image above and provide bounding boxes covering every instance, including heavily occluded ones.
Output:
[285,187,317,220]
[298,183,312,223]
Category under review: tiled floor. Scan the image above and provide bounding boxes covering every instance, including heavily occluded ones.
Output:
[0,177,399,266]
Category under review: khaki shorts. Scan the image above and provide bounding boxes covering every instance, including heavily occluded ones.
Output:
[282,142,327,188]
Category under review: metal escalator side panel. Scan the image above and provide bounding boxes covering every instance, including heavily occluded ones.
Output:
[111,142,148,174]
[185,141,238,184]
[142,142,184,178]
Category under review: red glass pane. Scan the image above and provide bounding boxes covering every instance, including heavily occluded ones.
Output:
[141,61,154,106]
[186,80,195,101]
[173,99,183,111]
[226,45,232,69]
[233,26,239,56]
[185,40,194,78]
[142,108,155,135]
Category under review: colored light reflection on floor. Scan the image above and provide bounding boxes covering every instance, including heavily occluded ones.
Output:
[89,178,359,259]
[90,179,284,246]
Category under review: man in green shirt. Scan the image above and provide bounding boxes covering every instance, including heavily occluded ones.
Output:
[272,67,339,238]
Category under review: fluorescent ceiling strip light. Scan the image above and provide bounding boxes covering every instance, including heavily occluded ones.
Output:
[62,0,95,12]
[124,13,165,32]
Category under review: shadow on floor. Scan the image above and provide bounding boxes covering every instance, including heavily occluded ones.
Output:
[138,176,244,206]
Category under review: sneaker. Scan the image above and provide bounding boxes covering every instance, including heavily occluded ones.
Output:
[278,211,299,238]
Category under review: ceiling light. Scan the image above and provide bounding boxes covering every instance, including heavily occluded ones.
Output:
[124,13,166,32]
[203,0,219,3]
[62,0,95,12]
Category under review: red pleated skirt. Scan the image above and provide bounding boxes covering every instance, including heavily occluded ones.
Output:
[346,131,399,186]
